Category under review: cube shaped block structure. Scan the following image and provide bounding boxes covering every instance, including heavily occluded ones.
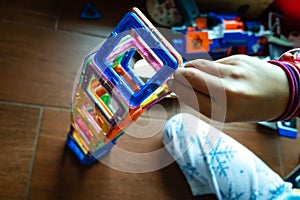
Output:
[66,7,182,165]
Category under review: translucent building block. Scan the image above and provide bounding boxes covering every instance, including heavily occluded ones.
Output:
[66,7,182,165]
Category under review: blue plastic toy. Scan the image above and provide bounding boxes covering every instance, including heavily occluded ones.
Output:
[277,118,298,138]
[81,3,101,19]
[67,7,182,165]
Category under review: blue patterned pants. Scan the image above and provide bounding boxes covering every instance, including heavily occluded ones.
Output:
[162,113,299,200]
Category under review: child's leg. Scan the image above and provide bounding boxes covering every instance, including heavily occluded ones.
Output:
[162,113,294,200]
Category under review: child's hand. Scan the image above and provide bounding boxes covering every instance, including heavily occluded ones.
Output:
[168,55,290,122]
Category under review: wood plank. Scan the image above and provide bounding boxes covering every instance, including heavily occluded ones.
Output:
[280,136,300,176]
[0,103,41,200]
[0,20,103,107]
[0,0,63,28]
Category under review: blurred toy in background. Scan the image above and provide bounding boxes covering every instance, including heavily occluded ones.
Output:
[269,0,300,49]
[146,0,183,27]
[267,11,293,60]
[171,12,270,60]
[265,0,300,58]
[80,3,101,19]
[146,0,270,60]
[274,0,300,32]
[289,32,300,48]
[259,118,298,139]
[67,7,182,165]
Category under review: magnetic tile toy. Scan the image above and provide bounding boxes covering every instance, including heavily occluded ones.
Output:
[66,7,182,165]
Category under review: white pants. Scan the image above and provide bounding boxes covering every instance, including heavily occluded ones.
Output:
[162,113,298,200]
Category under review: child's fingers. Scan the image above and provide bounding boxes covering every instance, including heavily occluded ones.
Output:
[168,78,212,117]
[185,59,234,78]
[172,67,224,96]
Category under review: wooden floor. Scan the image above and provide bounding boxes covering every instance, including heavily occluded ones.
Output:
[0,0,299,199]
